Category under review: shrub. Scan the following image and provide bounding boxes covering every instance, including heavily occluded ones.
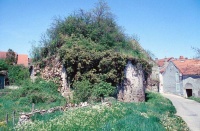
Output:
[73,79,92,103]
[73,79,116,103]
[0,59,8,71]
[8,65,29,85]
[92,81,115,100]
[9,78,65,105]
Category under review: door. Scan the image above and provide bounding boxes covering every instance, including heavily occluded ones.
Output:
[0,76,5,89]
[186,89,192,97]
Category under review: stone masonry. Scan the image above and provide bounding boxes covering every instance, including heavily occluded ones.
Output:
[117,61,145,102]
[30,56,71,99]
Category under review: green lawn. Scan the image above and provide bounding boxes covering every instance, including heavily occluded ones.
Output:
[0,92,188,131]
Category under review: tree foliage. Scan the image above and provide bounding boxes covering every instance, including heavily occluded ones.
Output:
[8,65,29,85]
[193,47,200,59]
[30,1,144,61]
[6,49,17,65]
[0,59,8,71]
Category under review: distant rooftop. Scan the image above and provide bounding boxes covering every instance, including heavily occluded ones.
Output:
[0,51,29,67]
[173,59,200,75]
[156,56,200,75]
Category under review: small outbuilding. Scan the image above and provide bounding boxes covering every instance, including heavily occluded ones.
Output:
[0,71,7,89]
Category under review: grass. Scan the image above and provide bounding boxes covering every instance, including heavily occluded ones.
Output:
[10,92,189,131]
[0,78,189,131]
[0,78,66,130]
[188,96,200,103]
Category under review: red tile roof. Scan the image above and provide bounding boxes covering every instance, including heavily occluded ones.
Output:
[0,51,7,59]
[156,57,174,67]
[156,57,174,73]
[173,59,200,75]
[17,54,29,67]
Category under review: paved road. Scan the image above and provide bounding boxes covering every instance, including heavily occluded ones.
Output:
[162,93,200,131]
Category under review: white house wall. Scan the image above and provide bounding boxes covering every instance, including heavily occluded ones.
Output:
[163,62,183,95]
[159,73,163,93]
[182,76,200,98]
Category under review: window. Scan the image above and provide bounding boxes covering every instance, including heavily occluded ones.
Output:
[175,72,179,83]
[176,83,180,92]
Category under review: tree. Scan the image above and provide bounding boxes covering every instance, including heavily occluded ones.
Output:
[6,49,17,65]
[193,47,200,59]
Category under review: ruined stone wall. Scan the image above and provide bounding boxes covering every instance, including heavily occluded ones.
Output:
[146,62,159,92]
[31,56,71,98]
[117,61,145,102]
[31,57,146,102]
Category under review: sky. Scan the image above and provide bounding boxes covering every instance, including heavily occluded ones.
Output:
[0,0,200,59]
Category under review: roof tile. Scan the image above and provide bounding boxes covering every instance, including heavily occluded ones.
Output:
[173,59,200,75]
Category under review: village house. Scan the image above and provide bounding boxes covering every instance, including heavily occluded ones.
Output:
[0,51,31,89]
[156,57,174,93]
[161,56,200,98]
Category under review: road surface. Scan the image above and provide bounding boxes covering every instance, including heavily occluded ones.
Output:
[162,93,200,131]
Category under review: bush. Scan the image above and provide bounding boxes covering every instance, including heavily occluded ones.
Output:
[8,65,29,85]
[92,81,115,100]
[30,1,147,63]
[73,79,92,103]
[73,79,115,103]
[9,78,65,105]
[0,59,8,71]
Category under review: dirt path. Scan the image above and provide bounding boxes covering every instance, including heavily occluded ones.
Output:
[162,93,200,131]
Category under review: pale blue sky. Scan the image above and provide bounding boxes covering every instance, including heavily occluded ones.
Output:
[0,0,200,59]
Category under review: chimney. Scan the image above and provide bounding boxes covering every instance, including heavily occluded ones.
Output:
[165,57,167,62]
[179,56,184,59]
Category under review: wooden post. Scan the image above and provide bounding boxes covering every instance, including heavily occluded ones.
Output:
[32,103,35,112]
[6,113,8,124]
[13,111,15,127]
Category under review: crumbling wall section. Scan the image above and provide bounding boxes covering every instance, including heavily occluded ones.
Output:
[31,56,71,98]
[117,61,145,102]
